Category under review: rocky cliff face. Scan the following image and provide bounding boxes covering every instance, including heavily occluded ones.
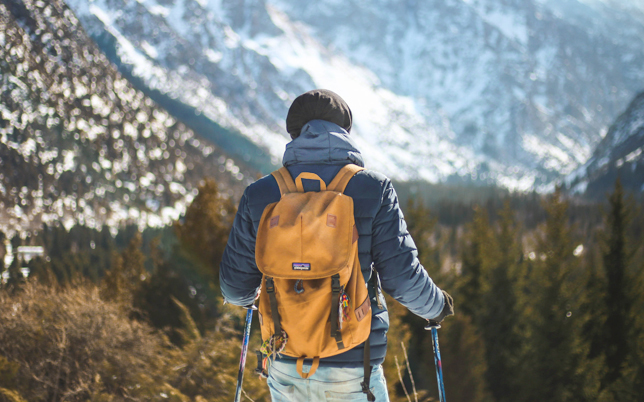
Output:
[64,0,644,191]
[0,0,250,234]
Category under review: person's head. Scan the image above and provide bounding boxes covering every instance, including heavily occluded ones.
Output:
[286,89,352,139]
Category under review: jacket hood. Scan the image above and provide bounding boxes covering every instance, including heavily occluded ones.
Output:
[282,120,364,167]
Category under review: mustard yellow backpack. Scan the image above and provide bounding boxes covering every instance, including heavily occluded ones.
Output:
[255,164,372,381]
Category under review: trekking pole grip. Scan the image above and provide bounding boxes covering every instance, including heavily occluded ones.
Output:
[424,320,441,330]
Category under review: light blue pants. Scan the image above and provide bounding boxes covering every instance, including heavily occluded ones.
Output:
[267,359,390,401]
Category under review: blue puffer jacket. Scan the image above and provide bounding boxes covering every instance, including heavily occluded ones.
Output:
[220,120,444,367]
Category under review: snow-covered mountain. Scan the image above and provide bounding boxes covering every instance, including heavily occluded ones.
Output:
[64,0,644,190]
[0,0,250,235]
[566,91,644,198]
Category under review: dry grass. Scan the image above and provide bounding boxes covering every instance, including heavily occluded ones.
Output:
[0,282,269,401]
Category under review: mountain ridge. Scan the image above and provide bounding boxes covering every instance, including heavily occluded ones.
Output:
[63,0,644,191]
[565,91,644,198]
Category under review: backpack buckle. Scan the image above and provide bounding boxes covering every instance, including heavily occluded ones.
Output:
[266,277,275,293]
[331,274,341,292]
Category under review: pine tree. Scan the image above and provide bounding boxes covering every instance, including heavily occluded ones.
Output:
[633,207,644,398]
[101,233,146,304]
[601,179,633,390]
[458,205,496,319]
[584,179,642,400]
[402,204,495,402]
[405,197,440,275]
[132,238,207,345]
[481,200,523,402]
[522,187,588,402]
[175,178,236,288]
[439,314,492,402]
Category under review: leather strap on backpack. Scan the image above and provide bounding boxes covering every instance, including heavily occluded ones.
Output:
[294,172,327,192]
[296,357,320,379]
[272,167,297,196]
[327,164,364,193]
[265,277,282,337]
[330,274,345,350]
[272,164,364,196]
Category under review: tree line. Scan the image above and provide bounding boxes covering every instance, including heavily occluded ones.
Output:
[1,179,643,401]
[400,181,644,401]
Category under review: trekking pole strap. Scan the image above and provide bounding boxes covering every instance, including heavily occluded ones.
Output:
[361,337,375,401]
[265,277,282,336]
[330,274,345,349]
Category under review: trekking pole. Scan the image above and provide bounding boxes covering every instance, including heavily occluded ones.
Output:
[234,304,257,402]
[425,320,446,402]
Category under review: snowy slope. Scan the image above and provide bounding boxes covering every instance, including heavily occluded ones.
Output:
[64,0,644,191]
[565,91,644,198]
[0,0,249,235]
[270,0,644,174]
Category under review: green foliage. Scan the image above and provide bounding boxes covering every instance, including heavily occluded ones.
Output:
[479,200,524,402]
[26,224,115,285]
[401,198,491,402]
[440,315,492,402]
[458,206,497,318]
[583,179,643,401]
[2,179,643,402]
[174,178,236,288]
[405,197,440,275]
[600,180,634,389]
[381,293,413,402]
[520,188,591,401]
[132,250,205,344]
[101,233,146,305]
[0,356,20,393]
[400,185,644,402]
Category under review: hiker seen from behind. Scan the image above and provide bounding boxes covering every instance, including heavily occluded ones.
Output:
[220,89,454,401]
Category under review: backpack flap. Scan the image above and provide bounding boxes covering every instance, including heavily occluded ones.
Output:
[256,191,356,279]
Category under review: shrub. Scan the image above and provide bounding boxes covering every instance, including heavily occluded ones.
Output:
[0,281,269,401]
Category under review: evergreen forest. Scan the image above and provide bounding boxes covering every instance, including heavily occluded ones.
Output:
[1,179,643,402]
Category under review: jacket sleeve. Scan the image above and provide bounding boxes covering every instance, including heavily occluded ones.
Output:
[371,179,444,320]
[219,188,263,306]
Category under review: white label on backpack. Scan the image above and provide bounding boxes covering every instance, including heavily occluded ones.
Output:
[292,263,311,271]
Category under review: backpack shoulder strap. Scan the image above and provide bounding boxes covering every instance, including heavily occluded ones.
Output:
[327,164,365,193]
[271,167,297,196]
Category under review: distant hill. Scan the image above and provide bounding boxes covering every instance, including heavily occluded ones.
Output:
[0,0,254,235]
[565,91,644,199]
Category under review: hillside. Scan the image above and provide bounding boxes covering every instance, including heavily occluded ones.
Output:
[0,0,253,235]
[566,91,644,198]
